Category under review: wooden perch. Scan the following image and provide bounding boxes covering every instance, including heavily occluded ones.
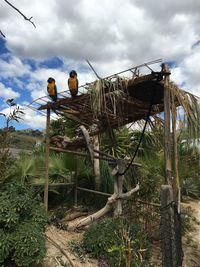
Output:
[70,184,139,229]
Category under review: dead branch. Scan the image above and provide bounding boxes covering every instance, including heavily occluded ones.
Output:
[4,0,36,28]
[117,184,140,199]
[46,235,75,267]
[61,211,88,222]
[0,30,6,38]
[80,125,94,162]
[71,184,140,229]
[72,196,115,229]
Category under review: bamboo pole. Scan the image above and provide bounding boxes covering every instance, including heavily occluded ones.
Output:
[44,108,50,212]
[163,64,172,185]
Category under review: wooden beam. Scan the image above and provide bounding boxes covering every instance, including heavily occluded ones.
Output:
[77,187,112,197]
[33,182,74,187]
[44,108,50,212]
[50,146,142,168]
[49,146,114,162]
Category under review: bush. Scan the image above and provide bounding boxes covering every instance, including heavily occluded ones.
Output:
[0,182,47,266]
[82,217,151,267]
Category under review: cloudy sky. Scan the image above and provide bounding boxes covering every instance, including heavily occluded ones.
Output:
[0,0,200,129]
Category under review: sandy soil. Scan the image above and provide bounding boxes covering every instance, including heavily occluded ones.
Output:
[182,200,200,267]
[43,225,98,267]
[43,201,200,267]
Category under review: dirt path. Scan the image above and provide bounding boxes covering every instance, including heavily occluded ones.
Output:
[182,200,200,267]
[43,225,98,267]
[43,202,200,267]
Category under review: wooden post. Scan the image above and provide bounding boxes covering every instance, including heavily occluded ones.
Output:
[163,64,172,185]
[44,108,50,212]
[74,157,78,208]
[171,96,180,206]
[113,159,125,217]
[93,135,101,190]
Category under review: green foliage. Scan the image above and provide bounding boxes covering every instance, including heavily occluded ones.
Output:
[99,161,114,194]
[0,131,14,185]
[0,182,47,266]
[50,116,80,138]
[82,218,151,267]
[12,222,45,266]
[101,127,132,158]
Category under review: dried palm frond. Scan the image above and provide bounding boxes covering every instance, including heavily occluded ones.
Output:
[169,82,200,139]
[88,77,128,119]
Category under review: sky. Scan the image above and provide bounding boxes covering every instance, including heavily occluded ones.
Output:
[0,0,200,130]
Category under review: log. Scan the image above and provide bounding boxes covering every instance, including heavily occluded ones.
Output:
[71,184,139,229]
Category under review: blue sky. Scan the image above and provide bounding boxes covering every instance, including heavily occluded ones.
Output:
[0,0,200,130]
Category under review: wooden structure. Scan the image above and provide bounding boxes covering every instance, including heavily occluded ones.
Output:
[35,62,185,213]
[33,60,200,265]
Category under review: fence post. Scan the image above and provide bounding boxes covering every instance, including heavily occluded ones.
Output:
[74,157,78,208]
[163,64,172,185]
[113,159,125,217]
[160,185,183,267]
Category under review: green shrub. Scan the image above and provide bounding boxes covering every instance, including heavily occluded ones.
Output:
[82,217,151,267]
[0,182,47,266]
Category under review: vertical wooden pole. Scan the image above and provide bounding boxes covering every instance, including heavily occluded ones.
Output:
[44,108,50,212]
[171,97,180,204]
[114,159,125,217]
[163,64,172,185]
[93,135,101,190]
[74,156,78,208]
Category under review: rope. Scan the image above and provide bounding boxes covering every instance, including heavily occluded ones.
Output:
[117,95,154,176]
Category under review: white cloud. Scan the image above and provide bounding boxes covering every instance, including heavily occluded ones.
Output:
[0,0,200,126]
[21,106,46,129]
[0,55,30,78]
[171,45,200,96]
[0,82,20,100]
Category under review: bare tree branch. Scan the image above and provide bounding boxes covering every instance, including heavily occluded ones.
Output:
[0,30,6,38]
[4,0,36,28]
[69,184,140,229]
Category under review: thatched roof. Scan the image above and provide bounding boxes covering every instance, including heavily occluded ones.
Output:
[40,73,163,125]
[38,67,199,139]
